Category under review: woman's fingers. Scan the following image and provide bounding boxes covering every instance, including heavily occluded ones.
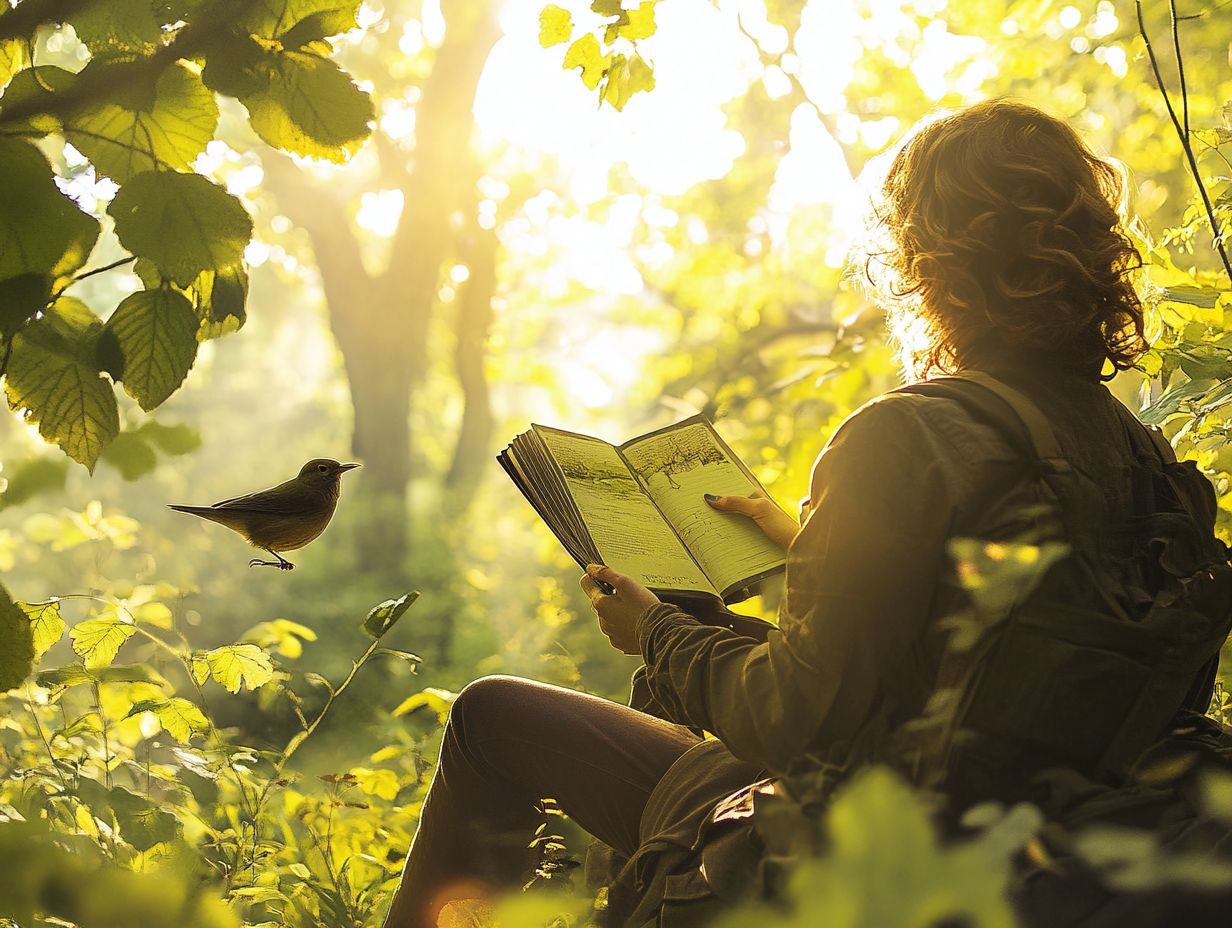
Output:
[579,572,607,604]
[704,493,770,517]
[585,563,632,594]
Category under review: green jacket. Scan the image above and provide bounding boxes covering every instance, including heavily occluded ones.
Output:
[602,362,1207,924]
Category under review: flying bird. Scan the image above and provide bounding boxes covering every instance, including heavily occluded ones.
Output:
[168,458,360,570]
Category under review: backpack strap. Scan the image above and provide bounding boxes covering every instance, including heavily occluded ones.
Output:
[1109,398,1177,465]
[895,371,1071,475]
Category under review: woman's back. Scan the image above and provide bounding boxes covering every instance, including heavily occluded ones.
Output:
[890,363,1230,811]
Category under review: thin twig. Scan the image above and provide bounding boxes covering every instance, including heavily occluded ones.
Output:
[1169,0,1188,137]
[1135,0,1232,282]
[24,687,71,792]
[91,681,112,789]
[64,255,137,288]
[48,255,138,302]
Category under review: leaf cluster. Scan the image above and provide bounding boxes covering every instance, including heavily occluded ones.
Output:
[0,577,425,928]
[539,1,657,111]
[0,0,374,471]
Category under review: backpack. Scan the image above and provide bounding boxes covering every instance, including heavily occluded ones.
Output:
[894,372,1232,807]
[658,372,1232,927]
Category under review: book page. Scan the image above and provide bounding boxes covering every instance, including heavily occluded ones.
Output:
[535,427,717,596]
[622,421,786,596]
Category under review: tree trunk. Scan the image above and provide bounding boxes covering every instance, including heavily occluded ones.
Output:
[262,0,500,574]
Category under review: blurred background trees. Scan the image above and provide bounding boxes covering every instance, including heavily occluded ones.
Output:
[1,0,1231,924]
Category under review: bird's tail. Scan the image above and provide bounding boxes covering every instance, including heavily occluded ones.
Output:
[167,504,249,533]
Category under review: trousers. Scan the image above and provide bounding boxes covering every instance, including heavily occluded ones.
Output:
[380,674,703,928]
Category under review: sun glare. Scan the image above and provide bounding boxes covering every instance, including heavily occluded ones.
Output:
[475,0,1000,272]
[469,0,1020,423]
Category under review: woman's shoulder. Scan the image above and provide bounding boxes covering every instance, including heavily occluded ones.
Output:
[805,386,1023,506]
[827,385,1017,458]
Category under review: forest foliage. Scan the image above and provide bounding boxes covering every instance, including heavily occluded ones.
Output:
[1,0,1232,926]
[0,0,373,472]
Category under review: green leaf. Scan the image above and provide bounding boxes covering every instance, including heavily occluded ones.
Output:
[108,171,253,287]
[1203,771,1232,824]
[68,0,163,57]
[98,428,158,480]
[19,600,64,661]
[238,0,361,41]
[0,584,34,691]
[0,456,69,511]
[105,784,181,851]
[192,265,248,340]
[392,686,455,719]
[0,137,99,289]
[103,288,199,410]
[362,591,420,639]
[563,34,609,91]
[36,661,165,690]
[375,647,422,671]
[602,53,654,111]
[140,420,202,455]
[190,654,209,686]
[56,710,102,739]
[0,65,76,135]
[98,420,201,481]
[238,49,373,162]
[280,7,361,48]
[69,616,136,669]
[1161,284,1224,310]
[242,617,316,658]
[65,63,218,183]
[198,644,275,693]
[947,538,1070,622]
[125,696,209,743]
[4,300,119,471]
[199,32,267,98]
[73,779,183,851]
[349,766,399,800]
[539,5,573,48]
[1139,376,1216,425]
[615,2,656,41]
[0,275,53,339]
[0,38,26,90]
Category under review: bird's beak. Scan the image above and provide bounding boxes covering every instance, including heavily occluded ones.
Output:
[338,463,361,473]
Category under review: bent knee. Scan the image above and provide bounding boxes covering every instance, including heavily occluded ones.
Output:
[449,674,535,726]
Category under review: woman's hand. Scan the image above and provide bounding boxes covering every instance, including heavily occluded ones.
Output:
[580,564,660,656]
[704,491,799,549]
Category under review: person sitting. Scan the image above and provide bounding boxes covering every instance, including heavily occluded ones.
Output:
[381,98,1232,928]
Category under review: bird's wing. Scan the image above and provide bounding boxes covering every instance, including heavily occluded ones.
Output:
[212,478,315,514]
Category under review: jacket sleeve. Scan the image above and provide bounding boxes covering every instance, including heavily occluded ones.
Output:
[635,396,958,774]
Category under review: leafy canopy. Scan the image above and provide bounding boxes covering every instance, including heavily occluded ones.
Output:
[0,0,374,471]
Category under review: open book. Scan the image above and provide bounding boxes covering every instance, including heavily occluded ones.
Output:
[498,415,788,603]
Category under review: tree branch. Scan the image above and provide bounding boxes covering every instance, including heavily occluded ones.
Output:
[1136,0,1232,282]
[442,215,497,511]
[0,0,95,44]
[260,153,374,330]
[0,0,247,127]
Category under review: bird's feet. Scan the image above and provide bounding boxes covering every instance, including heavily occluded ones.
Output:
[249,558,295,570]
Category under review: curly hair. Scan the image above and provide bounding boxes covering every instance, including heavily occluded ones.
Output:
[866,99,1146,380]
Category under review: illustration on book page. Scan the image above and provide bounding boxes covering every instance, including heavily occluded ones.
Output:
[623,423,785,594]
[536,428,717,595]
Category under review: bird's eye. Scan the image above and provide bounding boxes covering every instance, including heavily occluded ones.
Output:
[318,464,328,473]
